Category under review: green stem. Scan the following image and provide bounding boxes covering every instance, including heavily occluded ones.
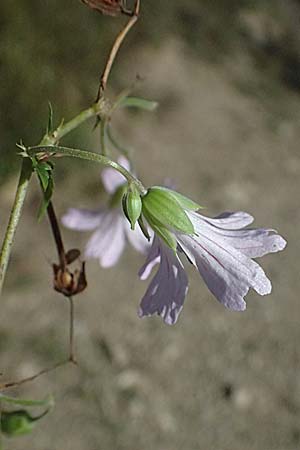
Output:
[0,99,109,297]
[0,395,54,409]
[28,145,147,195]
[42,99,109,146]
[0,158,32,297]
[106,123,131,160]
[100,119,109,157]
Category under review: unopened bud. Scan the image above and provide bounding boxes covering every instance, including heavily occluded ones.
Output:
[1,410,35,436]
[122,188,142,230]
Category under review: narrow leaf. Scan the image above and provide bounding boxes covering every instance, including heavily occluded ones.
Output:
[37,175,54,221]
[47,102,54,134]
[119,97,158,112]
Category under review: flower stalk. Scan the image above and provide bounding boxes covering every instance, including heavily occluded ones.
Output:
[28,145,147,195]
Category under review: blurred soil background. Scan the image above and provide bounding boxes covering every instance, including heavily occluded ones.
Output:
[0,0,300,449]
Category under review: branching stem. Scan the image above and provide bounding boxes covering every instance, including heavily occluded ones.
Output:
[0,100,108,298]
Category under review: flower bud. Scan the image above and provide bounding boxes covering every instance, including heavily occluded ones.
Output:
[142,187,195,236]
[122,187,142,230]
[1,410,35,436]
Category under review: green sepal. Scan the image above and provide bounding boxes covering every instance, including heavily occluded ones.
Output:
[146,215,177,252]
[123,187,142,230]
[137,215,151,241]
[0,395,54,437]
[110,184,127,208]
[142,187,194,235]
[152,186,202,211]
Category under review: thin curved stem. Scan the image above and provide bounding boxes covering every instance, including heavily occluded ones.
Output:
[68,297,76,364]
[100,118,109,157]
[0,360,70,391]
[28,145,147,195]
[97,0,140,100]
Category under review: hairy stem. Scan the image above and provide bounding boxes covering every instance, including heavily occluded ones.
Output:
[0,158,32,297]
[28,145,147,195]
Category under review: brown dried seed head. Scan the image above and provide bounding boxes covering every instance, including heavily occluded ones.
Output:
[53,262,87,297]
[81,0,124,16]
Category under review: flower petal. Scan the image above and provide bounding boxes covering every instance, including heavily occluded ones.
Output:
[85,211,126,267]
[62,208,103,231]
[138,237,189,325]
[210,228,286,258]
[177,231,272,311]
[101,156,130,194]
[138,236,160,280]
[187,211,287,259]
[201,211,254,230]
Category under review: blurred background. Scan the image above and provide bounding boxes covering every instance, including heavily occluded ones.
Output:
[0,0,299,448]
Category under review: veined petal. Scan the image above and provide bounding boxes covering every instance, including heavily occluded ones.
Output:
[210,228,286,258]
[62,208,103,231]
[101,156,130,194]
[177,231,272,311]
[201,211,254,230]
[85,211,126,268]
[138,237,189,325]
[187,211,287,259]
[124,217,151,254]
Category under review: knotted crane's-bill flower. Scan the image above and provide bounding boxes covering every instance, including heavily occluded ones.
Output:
[139,187,286,325]
[62,157,149,268]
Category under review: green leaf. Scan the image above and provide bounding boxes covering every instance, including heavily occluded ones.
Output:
[47,102,54,134]
[37,174,54,221]
[31,159,55,220]
[142,187,194,235]
[119,96,158,112]
[36,162,52,191]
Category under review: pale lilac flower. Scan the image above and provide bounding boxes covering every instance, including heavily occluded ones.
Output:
[62,157,149,268]
[139,210,286,324]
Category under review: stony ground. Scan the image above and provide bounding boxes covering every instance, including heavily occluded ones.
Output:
[1,23,300,450]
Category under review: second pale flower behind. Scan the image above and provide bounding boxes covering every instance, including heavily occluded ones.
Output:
[62,157,149,268]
